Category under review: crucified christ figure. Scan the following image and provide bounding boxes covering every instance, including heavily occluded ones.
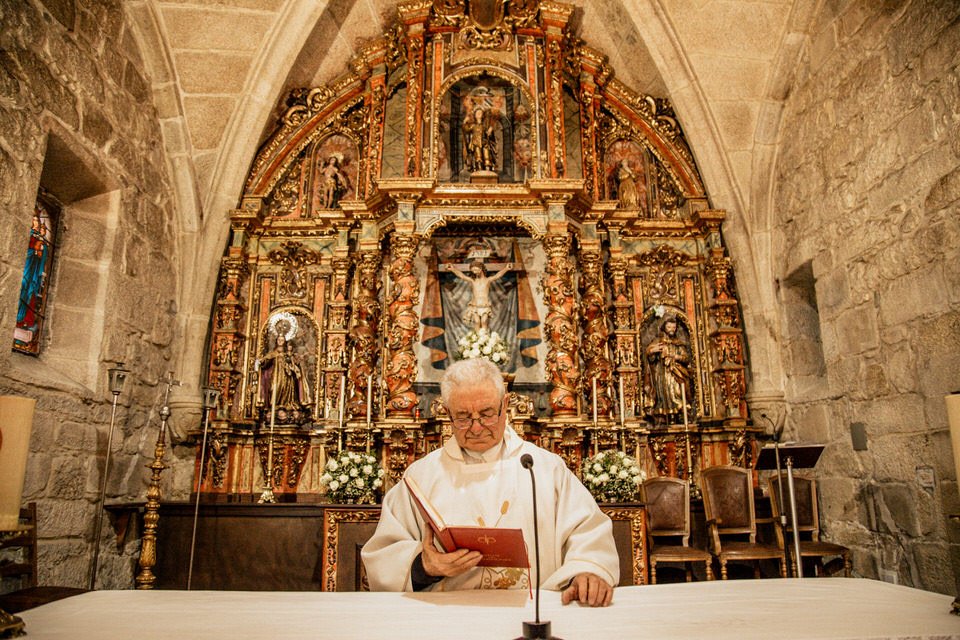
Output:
[444,260,513,331]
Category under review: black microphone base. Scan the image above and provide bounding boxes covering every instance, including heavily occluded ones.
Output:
[515,621,562,639]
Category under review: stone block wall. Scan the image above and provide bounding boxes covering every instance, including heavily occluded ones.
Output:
[0,0,182,590]
[774,0,960,593]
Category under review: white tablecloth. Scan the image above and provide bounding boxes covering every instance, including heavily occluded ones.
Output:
[17,578,960,639]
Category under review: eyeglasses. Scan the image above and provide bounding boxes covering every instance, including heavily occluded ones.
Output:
[449,401,504,430]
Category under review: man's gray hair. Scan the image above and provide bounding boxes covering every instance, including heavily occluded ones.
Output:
[440,358,505,406]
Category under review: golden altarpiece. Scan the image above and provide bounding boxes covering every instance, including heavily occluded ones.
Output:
[194,0,756,505]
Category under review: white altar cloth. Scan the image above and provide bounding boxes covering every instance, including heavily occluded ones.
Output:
[17,578,960,639]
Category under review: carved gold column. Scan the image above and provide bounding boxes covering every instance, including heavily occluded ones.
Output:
[579,239,612,417]
[607,223,639,420]
[348,250,381,420]
[697,210,748,425]
[399,1,430,177]
[576,47,610,201]
[541,3,573,178]
[384,232,420,416]
[542,233,579,417]
[365,82,386,197]
[209,238,249,420]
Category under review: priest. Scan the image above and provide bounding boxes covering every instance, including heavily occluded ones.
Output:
[362,358,619,607]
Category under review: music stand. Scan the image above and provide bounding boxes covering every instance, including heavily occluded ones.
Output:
[756,444,824,578]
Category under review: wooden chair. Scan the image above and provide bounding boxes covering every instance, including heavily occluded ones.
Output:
[599,504,648,585]
[767,474,851,577]
[320,506,381,591]
[0,503,86,613]
[700,466,786,580]
[642,477,713,583]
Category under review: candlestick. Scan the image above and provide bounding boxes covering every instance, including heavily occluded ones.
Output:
[592,376,598,426]
[681,384,692,486]
[338,374,346,426]
[366,373,373,427]
[259,365,278,504]
[618,376,625,428]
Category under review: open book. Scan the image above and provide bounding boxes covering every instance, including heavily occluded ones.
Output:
[404,476,529,568]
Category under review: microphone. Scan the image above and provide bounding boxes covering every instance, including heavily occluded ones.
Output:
[516,454,561,640]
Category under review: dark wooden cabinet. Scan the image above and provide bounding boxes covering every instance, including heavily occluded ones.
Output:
[153,502,647,591]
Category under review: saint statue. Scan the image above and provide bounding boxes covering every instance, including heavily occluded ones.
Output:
[644,316,691,419]
[615,159,639,209]
[318,153,351,209]
[259,332,312,410]
[445,260,513,331]
[462,107,497,172]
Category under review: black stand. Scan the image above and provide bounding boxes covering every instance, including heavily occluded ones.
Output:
[756,444,824,578]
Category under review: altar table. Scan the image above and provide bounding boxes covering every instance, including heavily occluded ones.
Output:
[18,578,960,639]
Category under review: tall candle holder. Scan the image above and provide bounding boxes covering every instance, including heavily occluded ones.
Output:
[89,363,129,590]
[259,366,279,504]
[187,386,220,590]
[136,375,180,589]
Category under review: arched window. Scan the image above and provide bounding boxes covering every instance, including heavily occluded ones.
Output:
[13,190,60,355]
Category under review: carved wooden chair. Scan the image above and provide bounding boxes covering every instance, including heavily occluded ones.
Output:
[600,504,648,585]
[700,466,786,580]
[320,506,381,591]
[0,503,87,613]
[642,477,713,583]
[767,474,851,577]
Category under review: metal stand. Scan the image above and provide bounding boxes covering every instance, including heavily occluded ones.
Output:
[187,387,221,590]
[784,455,803,579]
[771,436,791,577]
[89,364,129,590]
[756,437,823,580]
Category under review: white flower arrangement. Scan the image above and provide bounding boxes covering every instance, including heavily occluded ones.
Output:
[320,451,384,504]
[456,327,508,365]
[579,450,646,503]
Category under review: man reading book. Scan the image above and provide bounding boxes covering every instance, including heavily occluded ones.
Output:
[361,358,619,607]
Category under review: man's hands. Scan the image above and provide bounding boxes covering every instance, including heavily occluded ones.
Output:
[420,530,612,607]
[420,528,483,578]
[561,573,614,607]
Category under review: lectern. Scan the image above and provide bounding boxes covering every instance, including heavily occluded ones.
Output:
[756,443,824,578]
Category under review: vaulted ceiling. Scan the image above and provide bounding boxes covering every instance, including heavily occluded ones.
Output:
[121,0,818,394]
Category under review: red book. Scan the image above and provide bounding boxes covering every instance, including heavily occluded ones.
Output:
[404,476,530,568]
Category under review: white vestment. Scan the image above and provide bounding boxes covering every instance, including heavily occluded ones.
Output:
[361,426,619,592]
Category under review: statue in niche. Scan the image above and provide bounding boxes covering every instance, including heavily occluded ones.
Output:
[444,259,513,331]
[258,314,313,416]
[615,159,640,208]
[644,315,692,421]
[463,106,498,172]
[318,153,351,209]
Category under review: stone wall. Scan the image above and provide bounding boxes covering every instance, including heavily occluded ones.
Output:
[0,0,182,589]
[774,0,960,593]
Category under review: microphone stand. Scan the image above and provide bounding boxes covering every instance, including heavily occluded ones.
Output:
[517,455,561,640]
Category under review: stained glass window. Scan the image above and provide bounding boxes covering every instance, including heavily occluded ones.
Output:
[13,192,58,355]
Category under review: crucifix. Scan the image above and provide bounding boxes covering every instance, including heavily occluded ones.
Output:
[439,254,517,332]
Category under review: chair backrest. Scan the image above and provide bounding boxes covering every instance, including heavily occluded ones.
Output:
[642,477,690,544]
[320,507,380,591]
[700,465,757,539]
[767,474,818,538]
[0,503,38,590]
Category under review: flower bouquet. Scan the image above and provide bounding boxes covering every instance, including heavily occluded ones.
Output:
[579,450,645,503]
[320,451,384,504]
[456,327,508,365]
